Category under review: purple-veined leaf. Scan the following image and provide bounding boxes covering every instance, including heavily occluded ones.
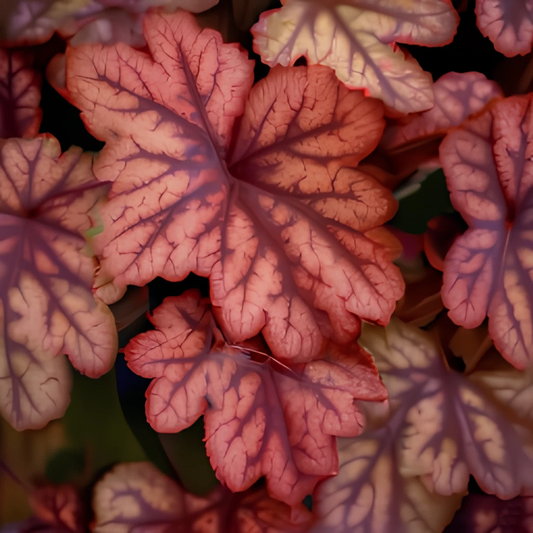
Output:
[251,0,459,113]
[0,135,117,430]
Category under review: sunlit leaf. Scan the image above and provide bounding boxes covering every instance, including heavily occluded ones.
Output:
[476,0,533,57]
[381,72,503,150]
[65,10,403,361]
[92,462,313,532]
[251,0,459,113]
[440,93,533,369]
[124,289,387,504]
[0,136,117,430]
[0,48,42,139]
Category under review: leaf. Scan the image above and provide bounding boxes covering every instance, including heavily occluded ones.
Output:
[91,462,313,532]
[444,493,533,532]
[124,289,387,505]
[0,48,42,139]
[390,169,454,234]
[423,214,465,272]
[65,10,403,362]
[232,0,274,30]
[251,0,459,113]
[0,136,117,430]
[313,434,463,533]
[440,93,533,369]
[476,0,533,57]
[359,318,533,499]
[381,72,503,150]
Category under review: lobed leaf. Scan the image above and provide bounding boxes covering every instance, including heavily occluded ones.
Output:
[440,94,533,369]
[91,462,313,532]
[381,72,503,150]
[0,136,117,430]
[66,10,403,361]
[0,48,42,139]
[360,319,533,499]
[124,290,387,505]
[476,0,533,57]
[251,0,459,113]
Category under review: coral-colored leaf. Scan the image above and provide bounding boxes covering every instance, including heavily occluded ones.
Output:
[445,493,533,532]
[0,48,42,139]
[440,94,533,369]
[0,136,117,430]
[251,0,459,113]
[124,290,387,504]
[314,435,463,533]
[359,318,533,499]
[381,72,503,150]
[476,0,533,57]
[92,462,312,532]
[65,10,403,361]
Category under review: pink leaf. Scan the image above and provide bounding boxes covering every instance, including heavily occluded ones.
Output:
[359,319,533,499]
[445,493,533,532]
[0,136,117,430]
[92,462,313,532]
[124,290,387,504]
[381,72,503,150]
[251,0,459,113]
[440,94,533,369]
[65,10,403,361]
[0,48,42,139]
[476,0,533,57]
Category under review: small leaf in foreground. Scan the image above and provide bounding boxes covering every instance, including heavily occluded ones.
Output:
[440,93,533,369]
[251,0,459,113]
[66,10,403,362]
[124,289,387,505]
[91,462,312,532]
[0,136,117,430]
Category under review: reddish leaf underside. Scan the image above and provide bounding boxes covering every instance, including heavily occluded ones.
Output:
[65,9,403,362]
[440,93,533,369]
[476,0,533,57]
[0,136,117,430]
[251,0,459,113]
[0,47,42,138]
[124,290,387,505]
[381,71,503,150]
[92,462,312,532]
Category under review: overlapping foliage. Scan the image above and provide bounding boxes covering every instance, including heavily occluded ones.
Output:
[2,1,533,532]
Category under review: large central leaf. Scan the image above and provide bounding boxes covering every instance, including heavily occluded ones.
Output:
[124,289,387,504]
[65,10,403,361]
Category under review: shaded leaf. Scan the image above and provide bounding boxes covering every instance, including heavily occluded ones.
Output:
[360,318,533,499]
[381,72,503,150]
[0,136,117,430]
[444,493,533,532]
[423,214,465,272]
[65,10,403,361]
[440,93,533,369]
[251,0,459,113]
[476,0,533,57]
[232,0,274,30]
[0,48,42,138]
[91,462,313,532]
[124,289,387,505]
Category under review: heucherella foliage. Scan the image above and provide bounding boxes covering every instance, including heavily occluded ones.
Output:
[440,93,533,369]
[124,289,387,505]
[92,462,313,532]
[251,0,459,113]
[476,0,533,57]
[65,9,404,362]
[0,47,42,139]
[0,135,117,430]
[0,0,220,46]
[314,318,533,532]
